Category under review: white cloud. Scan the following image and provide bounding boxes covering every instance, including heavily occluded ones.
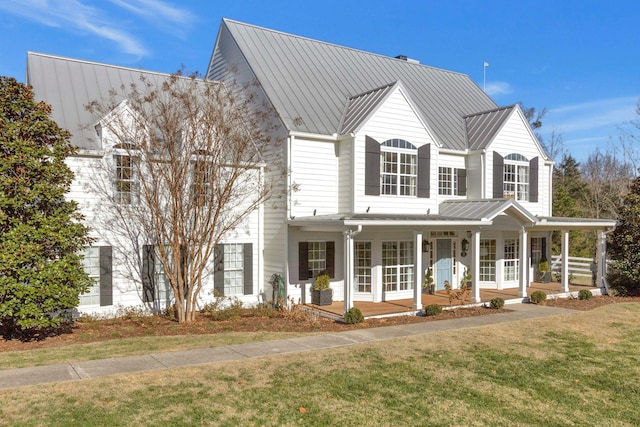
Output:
[0,0,148,56]
[546,96,638,133]
[484,81,513,96]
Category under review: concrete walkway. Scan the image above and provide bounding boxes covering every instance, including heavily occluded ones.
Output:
[0,304,576,390]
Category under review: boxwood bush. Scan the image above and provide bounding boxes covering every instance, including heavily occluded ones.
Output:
[578,289,593,300]
[489,297,505,309]
[529,290,547,304]
[423,304,443,316]
[344,307,364,324]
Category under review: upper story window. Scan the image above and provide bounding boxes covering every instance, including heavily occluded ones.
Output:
[381,139,417,196]
[438,167,467,196]
[503,153,529,201]
[113,143,139,205]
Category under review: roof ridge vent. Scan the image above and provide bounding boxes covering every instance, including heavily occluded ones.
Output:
[395,54,420,64]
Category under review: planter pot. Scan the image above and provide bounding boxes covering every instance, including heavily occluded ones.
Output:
[311,289,333,306]
[537,271,552,283]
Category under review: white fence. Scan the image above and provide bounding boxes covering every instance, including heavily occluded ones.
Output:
[550,255,594,279]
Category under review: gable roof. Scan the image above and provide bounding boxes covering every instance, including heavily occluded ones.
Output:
[208,19,498,150]
[439,199,537,225]
[339,82,397,135]
[26,52,173,150]
[464,105,516,150]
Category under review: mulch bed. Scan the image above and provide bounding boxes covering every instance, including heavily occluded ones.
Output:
[2,295,639,353]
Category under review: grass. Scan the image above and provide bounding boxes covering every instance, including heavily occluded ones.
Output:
[1,303,640,426]
[0,332,315,370]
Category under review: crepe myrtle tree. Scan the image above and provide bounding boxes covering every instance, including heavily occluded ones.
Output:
[0,77,92,339]
[86,72,276,323]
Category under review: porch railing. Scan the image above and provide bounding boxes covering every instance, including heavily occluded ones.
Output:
[550,255,594,279]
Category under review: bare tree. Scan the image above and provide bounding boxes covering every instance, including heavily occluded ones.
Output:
[580,147,633,220]
[86,73,275,322]
[619,99,640,174]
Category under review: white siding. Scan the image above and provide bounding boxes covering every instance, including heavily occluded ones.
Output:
[486,110,551,216]
[354,87,439,214]
[290,137,339,216]
[338,138,353,213]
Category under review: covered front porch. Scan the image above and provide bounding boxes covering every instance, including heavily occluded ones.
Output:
[304,281,602,320]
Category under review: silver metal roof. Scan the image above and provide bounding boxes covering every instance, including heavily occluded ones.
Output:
[26,52,172,150]
[339,82,397,135]
[439,199,537,224]
[464,105,515,150]
[209,19,498,150]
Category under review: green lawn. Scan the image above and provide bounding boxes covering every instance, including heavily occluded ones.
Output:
[2,303,640,426]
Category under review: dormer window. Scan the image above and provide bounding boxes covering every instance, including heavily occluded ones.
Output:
[113,143,139,205]
[493,152,539,202]
[381,139,417,196]
[503,153,529,201]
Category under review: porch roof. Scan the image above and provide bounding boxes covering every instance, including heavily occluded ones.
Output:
[439,199,537,224]
[288,213,491,228]
[534,216,617,231]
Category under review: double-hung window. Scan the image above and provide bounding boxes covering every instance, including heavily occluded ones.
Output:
[438,167,457,195]
[503,153,529,201]
[382,240,414,291]
[79,247,100,306]
[223,243,244,295]
[381,139,417,196]
[113,144,139,205]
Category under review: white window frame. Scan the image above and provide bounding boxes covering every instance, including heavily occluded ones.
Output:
[224,243,244,296]
[503,153,529,201]
[308,241,327,279]
[381,139,417,196]
[382,240,414,292]
[79,247,100,306]
[113,146,140,205]
[504,238,519,281]
[438,167,458,195]
[355,241,372,293]
[480,239,496,282]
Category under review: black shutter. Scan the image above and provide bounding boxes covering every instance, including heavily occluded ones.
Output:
[298,242,309,280]
[243,243,253,295]
[417,144,431,198]
[99,246,112,306]
[365,136,381,196]
[529,156,539,202]
[214,244,225,296]
[457,168,467,196]
[326,241,335,278]
[142,245,155,303]
[542,237,547,260]
[493,151,504,198]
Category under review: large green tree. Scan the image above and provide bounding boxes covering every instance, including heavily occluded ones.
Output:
[0,77,92,339]
[607,176,640,295]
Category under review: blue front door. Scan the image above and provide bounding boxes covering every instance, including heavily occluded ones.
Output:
[436,239,452,290]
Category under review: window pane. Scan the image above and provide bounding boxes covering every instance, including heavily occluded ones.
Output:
[355,242,371,293]
[224,243,244,295]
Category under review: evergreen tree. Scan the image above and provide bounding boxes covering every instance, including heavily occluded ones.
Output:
[0,77,92,339]
[607,176,640,295]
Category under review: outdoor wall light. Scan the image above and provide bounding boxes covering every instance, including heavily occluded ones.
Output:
[461,238,469,252]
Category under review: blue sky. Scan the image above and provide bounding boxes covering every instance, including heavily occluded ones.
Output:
[1,0,638,162]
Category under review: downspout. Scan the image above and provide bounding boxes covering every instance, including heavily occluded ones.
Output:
[343,225,363,315]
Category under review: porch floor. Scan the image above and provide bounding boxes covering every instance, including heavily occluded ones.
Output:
[303,282,599,319]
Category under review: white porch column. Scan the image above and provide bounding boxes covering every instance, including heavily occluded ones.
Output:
[519,227,528,297]
[597,230,607,290]
[414,231,423,310]
[343,226,362,314]
[561,229,570,292]
[471,230,481,303]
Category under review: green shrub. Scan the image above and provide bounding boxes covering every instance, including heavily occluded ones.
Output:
[423,304,442,316]
[314,271,331,290]
[529,290,547,304]
[578,289,593,300]
[489,297,505,309]
[344,307,364,324]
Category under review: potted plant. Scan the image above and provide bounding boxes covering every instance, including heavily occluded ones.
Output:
[423,268,435,294]
[311,271,332,305]
[460,267,472,289]
[537,258,551,283]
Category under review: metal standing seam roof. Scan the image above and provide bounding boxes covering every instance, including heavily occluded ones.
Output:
[438,199,537,223]
[464,105,516,150]
[339,82,397,135]
[209,19,498,150]
[26,52,174,151]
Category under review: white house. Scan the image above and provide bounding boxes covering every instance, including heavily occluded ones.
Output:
[26,19,616,316]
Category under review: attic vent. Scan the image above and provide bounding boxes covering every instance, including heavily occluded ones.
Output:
[394,55,420,64]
